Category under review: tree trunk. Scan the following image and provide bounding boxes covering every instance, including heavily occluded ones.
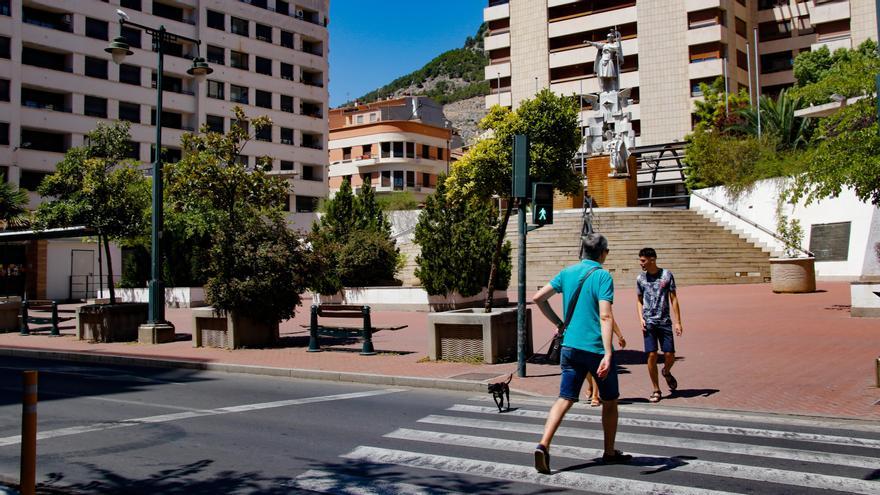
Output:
[484,198,514,312]
[103,234,116,305]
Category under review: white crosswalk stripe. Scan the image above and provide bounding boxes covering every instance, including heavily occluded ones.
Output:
[311,399,880,494]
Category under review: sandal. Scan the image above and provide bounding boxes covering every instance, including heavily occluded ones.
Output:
[590,397,601,407]
[602,449,633,464]
[534,444,551,474]
[662,368,678,391]
[648,391,662,403]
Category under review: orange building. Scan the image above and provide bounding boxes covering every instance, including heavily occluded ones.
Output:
[328,96,457,202]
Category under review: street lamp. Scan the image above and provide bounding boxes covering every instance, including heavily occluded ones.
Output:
[106,10,212,343]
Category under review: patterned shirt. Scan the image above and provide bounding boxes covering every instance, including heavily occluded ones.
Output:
[636,269,676,325]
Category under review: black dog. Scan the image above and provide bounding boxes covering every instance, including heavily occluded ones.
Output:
[487,374,513,412]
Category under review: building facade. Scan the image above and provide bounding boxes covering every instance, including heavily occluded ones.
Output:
[484,0,877,146]
[328,97,454,202]
[0,0,329,299]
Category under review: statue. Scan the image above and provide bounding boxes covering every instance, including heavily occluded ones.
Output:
[585,31,623,93]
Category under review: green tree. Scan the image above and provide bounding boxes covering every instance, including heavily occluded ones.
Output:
[790,40,879,106]
[415,177,510,297]
[36,122,150,304]
[735,89,811,150]
[446,88,582,310]
[0,180,30,230]
[165,106,312,324]
[691,77,751,133]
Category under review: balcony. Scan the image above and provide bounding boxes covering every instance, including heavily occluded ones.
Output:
[484,1,509,22]
[22,6,72,33]
[810,0,850,25]
[549,5,637,38]
[484,32,510,51]
[21,87,71,113]
[21,46,72,73]
[484,61,511,80]
[152,1,196,25]
[686,24,726,46]
[301,71,324,88]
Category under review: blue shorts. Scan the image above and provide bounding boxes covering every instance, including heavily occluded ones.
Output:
[643,322,675,353]
[558,346,619,402]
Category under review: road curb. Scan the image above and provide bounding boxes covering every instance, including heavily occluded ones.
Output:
[0,347,494,394]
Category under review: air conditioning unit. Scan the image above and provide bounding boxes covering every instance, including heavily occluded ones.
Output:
[295,9,304,18]
[62,14,72,24]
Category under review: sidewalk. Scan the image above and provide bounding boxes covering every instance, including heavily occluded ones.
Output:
[1,282,877,420]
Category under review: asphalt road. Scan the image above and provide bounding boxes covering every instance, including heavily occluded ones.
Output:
[0,357,878,494]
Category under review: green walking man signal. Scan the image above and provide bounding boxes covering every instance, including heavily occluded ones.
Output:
[532,182,554,225]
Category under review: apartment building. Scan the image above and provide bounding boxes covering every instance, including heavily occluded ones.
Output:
[483,0,876,146]
[0,0,329,299]
[328,97,454,202]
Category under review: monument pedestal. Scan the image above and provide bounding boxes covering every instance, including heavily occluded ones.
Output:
[586,155,638,207]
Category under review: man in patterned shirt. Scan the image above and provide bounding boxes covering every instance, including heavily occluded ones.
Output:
[636,247,683,403]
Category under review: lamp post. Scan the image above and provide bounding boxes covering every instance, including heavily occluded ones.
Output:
[106,10,212,343]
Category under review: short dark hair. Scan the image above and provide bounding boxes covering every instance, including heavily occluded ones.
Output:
[580,233,608,261]
[639,247,657,258]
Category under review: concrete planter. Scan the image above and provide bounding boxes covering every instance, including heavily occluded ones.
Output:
[77,303,148,342]
[192,307,279,349]
[314,287,509,312]
[427,307,532,364]
[851,279,880,317]
[770,257,816,293]
[98,287,206,308]
[0,297,22,332]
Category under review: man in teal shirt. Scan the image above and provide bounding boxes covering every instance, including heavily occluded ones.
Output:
[532,233,631,473]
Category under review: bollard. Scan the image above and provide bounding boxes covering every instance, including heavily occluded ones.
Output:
[307,305,322,352]
[19,300,29,336]
[50,301,59,337]
[20,371,37,495]
[360,305,376,356]
[876,357,880,388]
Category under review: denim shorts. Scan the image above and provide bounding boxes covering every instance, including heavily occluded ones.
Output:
[643,322,675,353]
[558,346,619,402]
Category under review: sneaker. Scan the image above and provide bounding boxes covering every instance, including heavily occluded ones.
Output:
[534,444,551,474]
[602,449,633,464]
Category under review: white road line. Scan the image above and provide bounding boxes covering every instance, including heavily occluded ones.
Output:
[386,428,880,495]
[418,415,880,469]
[342,446,743,495]
[290,469,462,495]
[448,404,880,449]
[0,389,403,447]
[467,396,880,434]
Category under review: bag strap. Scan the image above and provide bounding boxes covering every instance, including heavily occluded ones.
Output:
[559,266,601,335]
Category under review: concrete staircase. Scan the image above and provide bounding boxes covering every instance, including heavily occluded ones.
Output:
[397,241,422,286]
[506,208,772,289]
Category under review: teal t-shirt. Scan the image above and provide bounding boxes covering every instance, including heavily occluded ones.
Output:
[550,259,614,355]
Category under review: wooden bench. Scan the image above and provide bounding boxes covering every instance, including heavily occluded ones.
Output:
[308,304,376,355]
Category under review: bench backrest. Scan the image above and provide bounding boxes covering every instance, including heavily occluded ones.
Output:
[316,304,368,319]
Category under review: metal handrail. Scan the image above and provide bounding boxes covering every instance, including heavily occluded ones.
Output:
[690,190,813,257]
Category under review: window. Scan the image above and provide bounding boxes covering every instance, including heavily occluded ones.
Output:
[121,140,139,160]
[356,115,363,124]
[255,89,272,108]
[280,127,294,145]
[737,49,748,71]
[119,64,141,85]
[421,144,429,158]
[255,56,272,75]
[405,142,415,158]
[230,84,248,104]
[280,160,294,171]
[121,0,141,10]
[0,0,8,16]
[362,144,372,156]
[255,125,271,142]
[206,45,224,65]
[381,170,390,187]
[230,51,248,70]
[84,96,107,118]
[735,17,747,38]
[206,9,224,30]
[393,170,404,191]
[276,1,289,15]
[369,113,377,122]
[281,30,294,49]
[19,170,50,191]
[206,114,224,133]
[295,195,319,213]
[84,57,108,78]
[118,102,140,123]
[235,155,249,166]
[0,79,8,101]
[760,50,793,73]
[381,142,390,158]
[281,63,294,80]
[437,148,445,161]
[406,171,415,188]
[85,18,109,40]
[423,173,431,187]
[121,26,142,48]
[207,80,224,99]
[256,23,272,42]
[342,147,351,160]
[280,95,294,112]
[1,36,11,59]
[302,165,320,181]
[0,122,7,145]
[392,142,403,158]
[231,17,249,36]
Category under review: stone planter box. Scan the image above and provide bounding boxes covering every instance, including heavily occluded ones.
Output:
[0,297,22,332]
[192,307,279,349]
[77,303,148,342]
[98,287,206,308]
[427,307,532,364]
[851,279,880,317]
[770,257,816,293]
[314,287,509,312]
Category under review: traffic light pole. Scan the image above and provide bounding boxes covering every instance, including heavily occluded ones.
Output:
[517,197,527,378]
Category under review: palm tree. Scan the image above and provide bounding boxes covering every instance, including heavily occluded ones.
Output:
[736,89,811,150]
[0,180,30,230]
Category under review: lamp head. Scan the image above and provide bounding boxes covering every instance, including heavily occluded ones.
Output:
[187,57,213,83]
[105,37,133,64]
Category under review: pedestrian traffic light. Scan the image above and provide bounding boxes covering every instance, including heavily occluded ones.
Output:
[532,182,553,225]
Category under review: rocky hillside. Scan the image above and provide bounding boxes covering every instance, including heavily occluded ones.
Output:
[346,24,491,145]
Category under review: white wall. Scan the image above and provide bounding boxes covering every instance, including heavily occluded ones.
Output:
[45,239,122,301]
[691,180,880,280]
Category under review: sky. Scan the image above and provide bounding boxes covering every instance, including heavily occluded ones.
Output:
[328,1,485,108]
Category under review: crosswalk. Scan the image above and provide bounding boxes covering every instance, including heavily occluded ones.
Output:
[290,395,880,494]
